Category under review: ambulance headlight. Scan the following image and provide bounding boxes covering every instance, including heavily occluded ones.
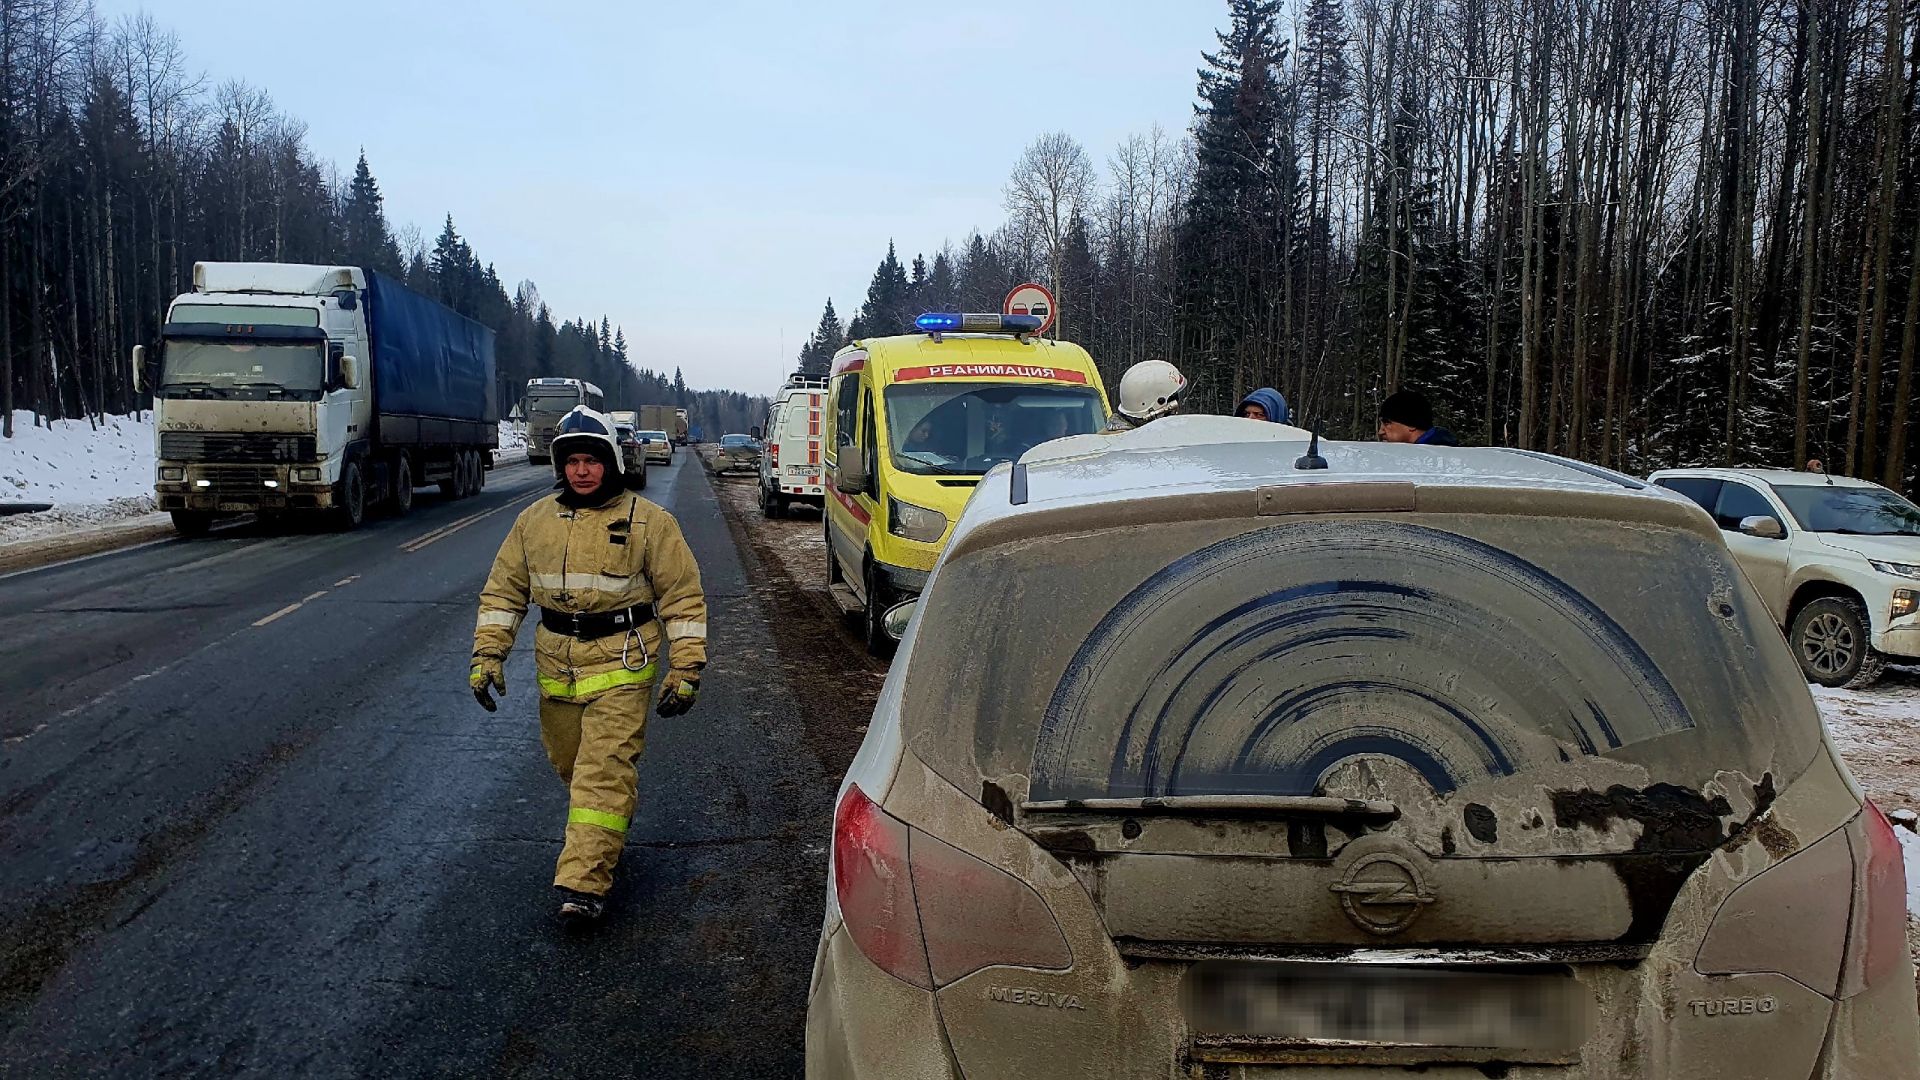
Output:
[888,498,948,543]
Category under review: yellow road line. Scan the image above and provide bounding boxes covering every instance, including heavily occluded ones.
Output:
[253,602,303,627]
[402,495,536,553]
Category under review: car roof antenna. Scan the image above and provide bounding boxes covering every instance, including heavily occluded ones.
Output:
[1294,427,1328,471]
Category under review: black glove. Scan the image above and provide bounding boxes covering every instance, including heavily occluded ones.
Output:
[471,659,505,713]
[656,672,699,718]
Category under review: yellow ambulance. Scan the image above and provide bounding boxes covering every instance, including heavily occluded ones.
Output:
[824,313,1110,652]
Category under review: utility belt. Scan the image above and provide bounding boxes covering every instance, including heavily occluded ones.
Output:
[539,604,656,640]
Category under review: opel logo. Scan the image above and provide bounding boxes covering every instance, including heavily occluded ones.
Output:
[1329,852,1437,935]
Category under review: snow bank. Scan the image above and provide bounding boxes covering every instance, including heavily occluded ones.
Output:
[0,410,154,507]
[497,421,527,453]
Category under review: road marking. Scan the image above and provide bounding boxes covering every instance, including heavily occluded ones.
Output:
[302,590,328,603]
[401,494,538,553]
[334,575,360,587]
[252,602,304,627]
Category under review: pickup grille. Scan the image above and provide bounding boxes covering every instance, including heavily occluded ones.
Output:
[161,432,315,463]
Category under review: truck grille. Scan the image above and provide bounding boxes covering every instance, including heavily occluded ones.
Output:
[161,432,316,463]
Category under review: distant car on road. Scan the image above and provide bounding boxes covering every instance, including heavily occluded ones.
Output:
[637,429,673,465]
[718,433,762,473]
[1650,467,1920,688]
[808,418,1918,1078]
[612,421,648,490]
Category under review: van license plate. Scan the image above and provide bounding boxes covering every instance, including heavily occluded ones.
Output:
[1183,961,1586,1054]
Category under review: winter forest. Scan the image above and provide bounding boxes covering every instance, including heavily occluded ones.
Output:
[0,2,765,442]
[813,0,1920,485]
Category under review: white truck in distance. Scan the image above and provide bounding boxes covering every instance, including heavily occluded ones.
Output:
[136,263,499,535]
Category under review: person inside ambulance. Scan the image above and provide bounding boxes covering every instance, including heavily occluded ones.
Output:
[468,405,708,922]
[1107,359,1188,432]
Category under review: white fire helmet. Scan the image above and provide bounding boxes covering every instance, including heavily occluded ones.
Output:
[549,406,622,478]
[1115,360,1188,425]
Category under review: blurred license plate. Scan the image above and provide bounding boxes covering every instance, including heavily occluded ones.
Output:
[1183,961,1586,1054]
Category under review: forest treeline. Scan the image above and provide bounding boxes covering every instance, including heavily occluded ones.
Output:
[815,0,1920,485]
[0,2,764,440]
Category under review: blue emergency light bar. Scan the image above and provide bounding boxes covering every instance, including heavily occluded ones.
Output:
[914,312,1045,335]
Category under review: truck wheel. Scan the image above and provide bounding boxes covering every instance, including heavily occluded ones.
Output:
[1792,596,1888,689]
[337,461,366,530]
[863,561,896,659]
[474,452,488,492]
[392,453,415,515]
[170,510,214,537]
[440,454,464,499]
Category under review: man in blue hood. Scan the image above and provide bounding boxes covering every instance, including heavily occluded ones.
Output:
[1236,387,1290,424]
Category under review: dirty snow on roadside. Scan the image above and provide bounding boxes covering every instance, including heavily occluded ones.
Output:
[1812,675,1920,815]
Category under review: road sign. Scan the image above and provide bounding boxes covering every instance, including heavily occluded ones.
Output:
[1003,283,1057,337]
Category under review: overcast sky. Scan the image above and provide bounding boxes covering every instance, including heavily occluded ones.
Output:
[95,1,1224,394]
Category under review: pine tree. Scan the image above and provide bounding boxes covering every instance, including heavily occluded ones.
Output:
[798,298,844,374]
[854,241,912,337]
[341,151,403,276]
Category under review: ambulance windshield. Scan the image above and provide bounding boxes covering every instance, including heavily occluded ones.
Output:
[886,383,1103,475]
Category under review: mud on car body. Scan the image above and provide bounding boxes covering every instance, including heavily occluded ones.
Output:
[806,417,1918,1080]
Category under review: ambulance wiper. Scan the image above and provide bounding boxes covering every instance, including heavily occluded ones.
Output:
[896,451,971,475]
[1021,794,1399,820]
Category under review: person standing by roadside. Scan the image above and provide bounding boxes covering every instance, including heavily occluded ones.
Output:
[1377,390,1458,446]
[469,406,709,922]
[1235,387,1290,424]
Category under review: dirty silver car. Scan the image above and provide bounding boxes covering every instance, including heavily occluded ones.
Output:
[718,432,762,473]
[806,417,1918,1079]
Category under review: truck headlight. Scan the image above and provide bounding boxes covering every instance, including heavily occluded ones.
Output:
[294,467,321,483]
[888,498,948,543]
[1871,559,1920,579]
[158,466,184,482]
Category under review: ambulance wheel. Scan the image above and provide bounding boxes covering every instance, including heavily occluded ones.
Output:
[336,461,366,530]
[863,562,896,659]
[391,452,415,515]
[170,510,214,537]
[825,522,843,585]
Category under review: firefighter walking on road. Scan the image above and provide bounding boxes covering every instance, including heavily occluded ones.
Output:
[469,406,708,921]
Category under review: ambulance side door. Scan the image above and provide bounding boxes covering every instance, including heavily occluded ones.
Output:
[826,370,864,580]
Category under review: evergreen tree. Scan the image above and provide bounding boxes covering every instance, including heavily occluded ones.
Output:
[797,298,844,374]
[852,241,912,338]
[341,151,403,276]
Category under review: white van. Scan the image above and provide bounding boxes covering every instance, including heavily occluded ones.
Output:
[759,373,829,517]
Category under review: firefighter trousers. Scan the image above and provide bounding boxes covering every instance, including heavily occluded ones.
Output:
[538,685,650,896]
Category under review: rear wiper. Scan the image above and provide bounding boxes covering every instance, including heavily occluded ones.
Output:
[1022,795,1399,820]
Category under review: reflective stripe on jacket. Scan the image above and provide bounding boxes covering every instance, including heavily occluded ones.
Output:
[473,491,708,702]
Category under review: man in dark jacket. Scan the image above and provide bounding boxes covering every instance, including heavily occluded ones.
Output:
[1235,387,1290,424]
[1378,391,1458,446]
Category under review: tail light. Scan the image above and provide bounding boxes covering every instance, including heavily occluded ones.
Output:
[1696,801,1910,998]
[1840,802,1909,996]
[833,784,1070,991]
[770,442,780,467]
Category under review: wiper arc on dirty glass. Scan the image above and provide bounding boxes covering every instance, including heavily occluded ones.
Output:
[895,451,972,475]
[1021,794,1399,819]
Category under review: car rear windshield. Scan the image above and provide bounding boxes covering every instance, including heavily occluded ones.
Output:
[899,511,1822,852]
[1773,484,1920,536]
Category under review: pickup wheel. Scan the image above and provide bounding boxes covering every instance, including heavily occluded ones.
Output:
[1791,596,1887,689]
[336,461,367,530]
[170,510,214,538]
[391,452,414,515]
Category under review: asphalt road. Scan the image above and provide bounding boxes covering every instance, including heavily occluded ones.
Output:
[0,454,870,1077]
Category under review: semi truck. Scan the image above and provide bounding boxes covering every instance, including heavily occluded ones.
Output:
[525,378,604,464]
[640,405,688,445]
[134,262,499,535]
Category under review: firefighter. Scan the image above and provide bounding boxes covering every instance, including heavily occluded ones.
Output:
[1107,359,1188,432]
[469,406,708,922]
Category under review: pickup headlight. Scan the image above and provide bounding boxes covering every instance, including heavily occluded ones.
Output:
[888,498,948,543]
[1869,559,1920,579]
[294,467,322,483]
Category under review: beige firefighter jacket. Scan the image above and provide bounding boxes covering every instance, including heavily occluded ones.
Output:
[473,490,708,702]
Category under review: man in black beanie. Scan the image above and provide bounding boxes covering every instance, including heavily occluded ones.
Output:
[1377,390,1458,446]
